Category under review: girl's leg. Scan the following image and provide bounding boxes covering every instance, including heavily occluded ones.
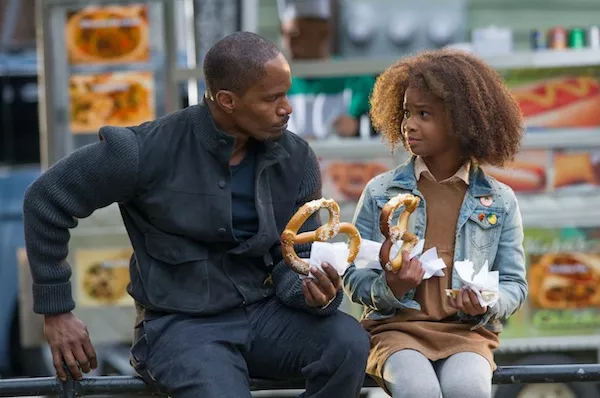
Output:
[435,352,492,398]
[382,349,442,398]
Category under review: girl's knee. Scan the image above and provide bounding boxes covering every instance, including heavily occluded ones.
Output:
[441,378,491,398]
[386,378,441,398]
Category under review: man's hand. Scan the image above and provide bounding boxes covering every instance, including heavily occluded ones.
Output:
[385,250,425,298]
[448,287,488,316]
[302,263,341,308]
[44,312,97,382]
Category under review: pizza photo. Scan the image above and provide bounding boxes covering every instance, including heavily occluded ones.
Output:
[75,248,134,307]
[65,4,150,65]
[69,71,155,134]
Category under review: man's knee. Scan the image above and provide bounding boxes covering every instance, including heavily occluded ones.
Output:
[325,313,370,370]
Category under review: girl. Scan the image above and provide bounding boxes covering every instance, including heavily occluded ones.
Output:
[343,49,528,398]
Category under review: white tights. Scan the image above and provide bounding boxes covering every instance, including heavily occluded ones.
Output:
[383,349,492,398]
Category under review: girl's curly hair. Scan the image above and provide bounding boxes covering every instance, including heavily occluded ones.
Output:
[370,49,525,166]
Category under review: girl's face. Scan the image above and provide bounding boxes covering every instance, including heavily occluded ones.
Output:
[402,85,460,159]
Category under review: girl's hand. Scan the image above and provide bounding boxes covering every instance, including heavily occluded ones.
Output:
[449,287,487,316]
[385,250,425,298]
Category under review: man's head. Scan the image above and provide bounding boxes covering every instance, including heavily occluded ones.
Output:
[204,32,292,142]
[278,0,332,60]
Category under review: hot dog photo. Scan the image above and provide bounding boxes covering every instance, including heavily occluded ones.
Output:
[482,150,549,193]
[504,66,600,128]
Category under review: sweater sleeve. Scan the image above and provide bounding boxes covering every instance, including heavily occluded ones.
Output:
[270,146,343,316]
[22,126,140,315]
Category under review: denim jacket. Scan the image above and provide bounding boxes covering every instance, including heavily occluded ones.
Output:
[342,156,528,332]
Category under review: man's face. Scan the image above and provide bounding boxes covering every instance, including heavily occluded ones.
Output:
[231,53,293,142]
[281,18,330,60]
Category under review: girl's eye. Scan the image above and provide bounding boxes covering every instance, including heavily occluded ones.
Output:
[420,111,429,117]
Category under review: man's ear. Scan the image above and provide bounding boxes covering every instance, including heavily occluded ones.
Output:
[215,90,236,113]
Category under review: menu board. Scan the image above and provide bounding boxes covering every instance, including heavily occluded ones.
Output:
[502,227,600,339]
[75,248,134,308]
[69,71,155,133]
[65,4,150,66]
[502,66,600,129]
[483,148,600,194]
[60,3,160,138]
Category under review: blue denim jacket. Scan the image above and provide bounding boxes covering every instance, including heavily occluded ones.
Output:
[342,156,528,332]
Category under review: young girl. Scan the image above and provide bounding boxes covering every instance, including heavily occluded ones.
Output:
[343,49,528,398]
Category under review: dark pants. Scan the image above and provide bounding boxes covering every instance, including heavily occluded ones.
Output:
[130,297,370,397]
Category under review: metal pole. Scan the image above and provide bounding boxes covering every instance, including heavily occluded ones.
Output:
[0,0,23,51]
[34,0,52,169]
[163,0,181,113]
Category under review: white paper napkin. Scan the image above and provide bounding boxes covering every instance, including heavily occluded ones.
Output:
[298,241,352,280]
[353,239,446,279]
[454,260,499,307]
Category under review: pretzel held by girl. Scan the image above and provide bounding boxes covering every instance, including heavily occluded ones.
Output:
[379,193,420,272]
[281,198,362,275]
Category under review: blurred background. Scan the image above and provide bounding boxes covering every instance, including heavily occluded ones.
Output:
[1,0,600,397]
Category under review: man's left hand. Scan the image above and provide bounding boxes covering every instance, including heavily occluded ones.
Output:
[448,287,487,316]
[302,263,341,308]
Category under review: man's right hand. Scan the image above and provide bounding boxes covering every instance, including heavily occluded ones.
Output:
[44,312,97,381]
[384,250,425,298]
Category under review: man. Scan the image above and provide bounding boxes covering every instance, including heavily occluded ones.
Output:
[22,32,370,397]
[278,0,376,139]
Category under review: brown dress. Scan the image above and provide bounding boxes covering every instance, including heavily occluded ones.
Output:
[362,173,499,388]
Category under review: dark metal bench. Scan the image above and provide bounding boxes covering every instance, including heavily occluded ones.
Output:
[1,364,600,397]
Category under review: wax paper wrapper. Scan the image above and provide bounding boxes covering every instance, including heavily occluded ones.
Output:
[353,239,446,279]
[299,242,352,280]
[451,260,499,307]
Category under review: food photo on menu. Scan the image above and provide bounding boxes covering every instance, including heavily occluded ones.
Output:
[505,66,600,129]
[552,149,600,191]
[320,158,393,201]
[68,71,155,134]
[65,4,150,65]
[75,248,134,308]
[482,150,549,193]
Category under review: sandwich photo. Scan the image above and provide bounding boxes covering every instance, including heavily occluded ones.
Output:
[552,151,600,189]
[529,252,600,309]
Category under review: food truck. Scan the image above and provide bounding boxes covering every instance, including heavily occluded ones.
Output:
[8,1,600,397]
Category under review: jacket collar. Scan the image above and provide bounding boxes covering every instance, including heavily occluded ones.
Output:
[190,97,289,163]
[391,155,494,197]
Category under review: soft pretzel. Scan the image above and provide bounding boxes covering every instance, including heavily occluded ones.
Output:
[379,193,420,272]
[280,198,362,275]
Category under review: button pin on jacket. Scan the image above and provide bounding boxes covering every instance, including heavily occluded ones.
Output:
[478,213,485,221]
[480,196,493,207]
[487,213,498,225]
